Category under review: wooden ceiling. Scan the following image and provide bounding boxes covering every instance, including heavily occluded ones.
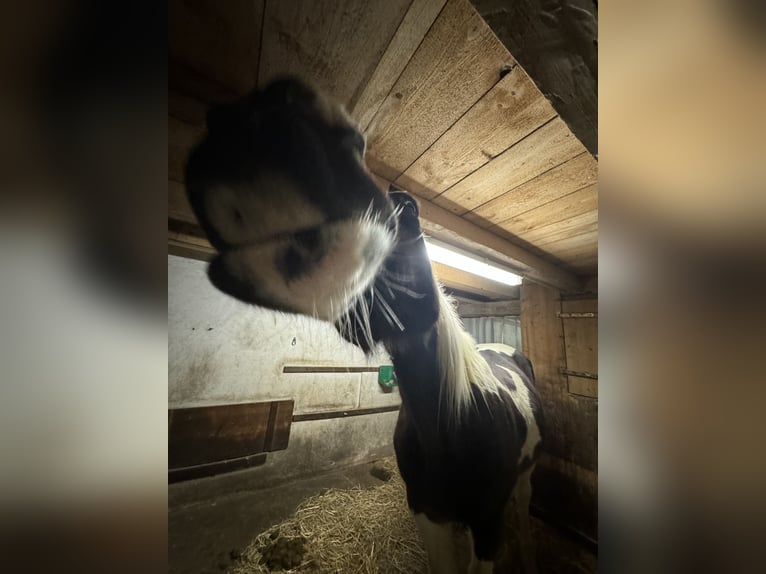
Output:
[168,0,598,294]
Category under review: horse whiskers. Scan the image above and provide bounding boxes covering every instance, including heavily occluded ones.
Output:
[379,276,426,299]
[374,285,405,331]
[380,267,417,285]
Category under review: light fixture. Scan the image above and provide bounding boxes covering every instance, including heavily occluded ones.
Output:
[424,239,522,286]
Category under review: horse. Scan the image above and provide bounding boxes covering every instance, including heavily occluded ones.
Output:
[185,77,544,574]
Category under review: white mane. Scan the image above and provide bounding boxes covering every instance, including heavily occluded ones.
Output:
[435,287,500,427]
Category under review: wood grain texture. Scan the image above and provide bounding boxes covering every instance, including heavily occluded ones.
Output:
[561,300,597,376]
[567,376,597,398]
[520,210,598,246]
[434,117,584,215]
[468,152,598,226]
[397,65,557,200]
[538,228,598,253]
[169,400,294,469]
[351,0,448,130]
[456,299,521,318]
[365,0,513,181]
[497,184,597,235]
[520,281,565,388]
[169,0,264,95]
[258,0,411,110]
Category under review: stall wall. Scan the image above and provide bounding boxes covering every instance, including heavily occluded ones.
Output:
[169,255,400,488]
[521,280,598,541]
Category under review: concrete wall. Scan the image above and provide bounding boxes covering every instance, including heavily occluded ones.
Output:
[168,255,400,493]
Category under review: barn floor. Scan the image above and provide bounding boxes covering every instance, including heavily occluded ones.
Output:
[169,460,596,574]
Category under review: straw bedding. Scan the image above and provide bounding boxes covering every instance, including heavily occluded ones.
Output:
[229,457,429,574]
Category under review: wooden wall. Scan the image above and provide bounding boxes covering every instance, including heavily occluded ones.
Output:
[521,280,598,541]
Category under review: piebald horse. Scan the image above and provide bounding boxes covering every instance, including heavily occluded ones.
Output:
[185,77,544,574]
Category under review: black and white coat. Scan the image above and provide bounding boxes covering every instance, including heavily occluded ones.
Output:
[185,77,544,574]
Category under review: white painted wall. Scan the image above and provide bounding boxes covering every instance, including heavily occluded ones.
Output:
[169,254,400,412]
[169,254,402,487]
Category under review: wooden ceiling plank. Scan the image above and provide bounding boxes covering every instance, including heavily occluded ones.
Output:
[257,0,411,110]
[496,183,598,235]
[396,65,557,200]
[433,117,585,215]
[351,0,448,131]
[365,0,513,181]
[513,210,598,245]
[169,0,264,96]
[375,170,581,292]
[469,152,598,225]
[539,232,598,261]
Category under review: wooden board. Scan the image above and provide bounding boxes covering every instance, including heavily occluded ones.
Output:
[498,184,597,235]
[365,0,513,181]
[432,261,519,299]
[433,117,584,215]
[456,299,521,318]
[416,194,582,293]
[516,209,598,246]
[258,0,411,109]
[567,376,598,398]
[351,0,448,130]
[539,229,598,255]
[560,254,598,272]
[561,304,597,376]
[168,400,294,469]
[396,65,557,200]
[169,0,264,95]
[561,298,598,396]
[467,152,598,227]
[520,281,566,389]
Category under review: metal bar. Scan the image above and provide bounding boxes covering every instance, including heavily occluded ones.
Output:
[560,368,598,380]
[557,312,597,319]
[283,366,381,373]
[292,404,400,422]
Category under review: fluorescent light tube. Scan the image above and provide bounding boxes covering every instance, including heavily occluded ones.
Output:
[424,239,522,286]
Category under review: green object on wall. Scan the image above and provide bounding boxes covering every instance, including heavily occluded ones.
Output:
[378,365,397,388]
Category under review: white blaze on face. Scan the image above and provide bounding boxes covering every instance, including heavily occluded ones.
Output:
[222,215,395,321]
[205,179,327,246]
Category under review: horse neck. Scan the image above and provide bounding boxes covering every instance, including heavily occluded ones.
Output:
[385,288,493,433]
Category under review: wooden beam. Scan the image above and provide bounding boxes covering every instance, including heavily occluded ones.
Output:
[415,195,582,293]
[431,261,519,299]
[455,299,520,318]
